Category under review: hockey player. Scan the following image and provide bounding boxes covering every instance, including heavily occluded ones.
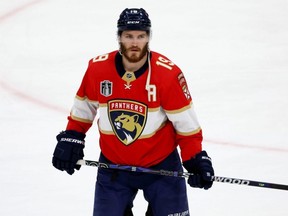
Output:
[52,8,214,216]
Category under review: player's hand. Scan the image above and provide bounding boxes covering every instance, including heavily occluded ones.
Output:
[52,130,85,175]
[183,151,214,190]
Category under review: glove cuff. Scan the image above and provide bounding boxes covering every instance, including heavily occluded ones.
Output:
[56,130,86,146]
[183,151,211,172]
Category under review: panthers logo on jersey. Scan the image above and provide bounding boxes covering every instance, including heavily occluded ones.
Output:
[108,99,147,145]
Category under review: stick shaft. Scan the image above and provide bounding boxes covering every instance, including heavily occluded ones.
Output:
[212,176,288,190]
[77,159,288,191]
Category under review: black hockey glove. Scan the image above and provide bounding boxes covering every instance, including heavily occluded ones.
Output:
[52,130,85,175]
[183,151,214,190]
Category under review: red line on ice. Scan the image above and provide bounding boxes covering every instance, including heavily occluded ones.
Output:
[0,0,44,23]
[0,0,67,114]
[0,80,68,114]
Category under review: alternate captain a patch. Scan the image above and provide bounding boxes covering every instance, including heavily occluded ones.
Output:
[108,100,147,145]
[178,72,191,100]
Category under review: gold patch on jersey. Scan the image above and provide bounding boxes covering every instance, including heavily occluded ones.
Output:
[122,71,136,89]
[108,99,147,146]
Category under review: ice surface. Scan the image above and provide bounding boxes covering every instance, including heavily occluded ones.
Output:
[1,0,288,215]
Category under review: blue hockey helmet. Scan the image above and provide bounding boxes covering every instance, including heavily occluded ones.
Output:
[117,8,151,33]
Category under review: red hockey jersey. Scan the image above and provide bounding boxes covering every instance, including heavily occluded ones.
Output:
[66,50,202,167]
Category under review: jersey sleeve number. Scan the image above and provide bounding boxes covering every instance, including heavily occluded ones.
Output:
[156,56,174,70]
[92,54,109,62]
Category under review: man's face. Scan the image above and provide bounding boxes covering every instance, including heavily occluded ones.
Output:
[119,30,149,63]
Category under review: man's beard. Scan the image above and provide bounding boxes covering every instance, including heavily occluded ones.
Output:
[120,43,149,63]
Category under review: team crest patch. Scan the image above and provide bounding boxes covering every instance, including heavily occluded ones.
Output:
[108,99,147,146]
[178,72,191,100]
[100,80,112,97]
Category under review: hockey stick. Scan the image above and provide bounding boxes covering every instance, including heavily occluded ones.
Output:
[77,159,288,191]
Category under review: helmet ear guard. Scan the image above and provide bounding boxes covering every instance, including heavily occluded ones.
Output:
[117,8,151,35]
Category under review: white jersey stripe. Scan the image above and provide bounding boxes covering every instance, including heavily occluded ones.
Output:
[70,96,99,122]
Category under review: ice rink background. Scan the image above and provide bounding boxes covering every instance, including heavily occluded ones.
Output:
[1,0,288,215]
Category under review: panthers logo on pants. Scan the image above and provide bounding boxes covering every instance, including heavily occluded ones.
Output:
[108,99,147,145]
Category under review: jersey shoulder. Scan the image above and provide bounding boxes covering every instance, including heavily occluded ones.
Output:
[84,50,117,79]
[88,50,117,67]
[150,51,182,79]
[150,51,192,102]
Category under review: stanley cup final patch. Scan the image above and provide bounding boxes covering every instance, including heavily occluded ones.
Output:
[100,80,112,97]
[108,99,147,145]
